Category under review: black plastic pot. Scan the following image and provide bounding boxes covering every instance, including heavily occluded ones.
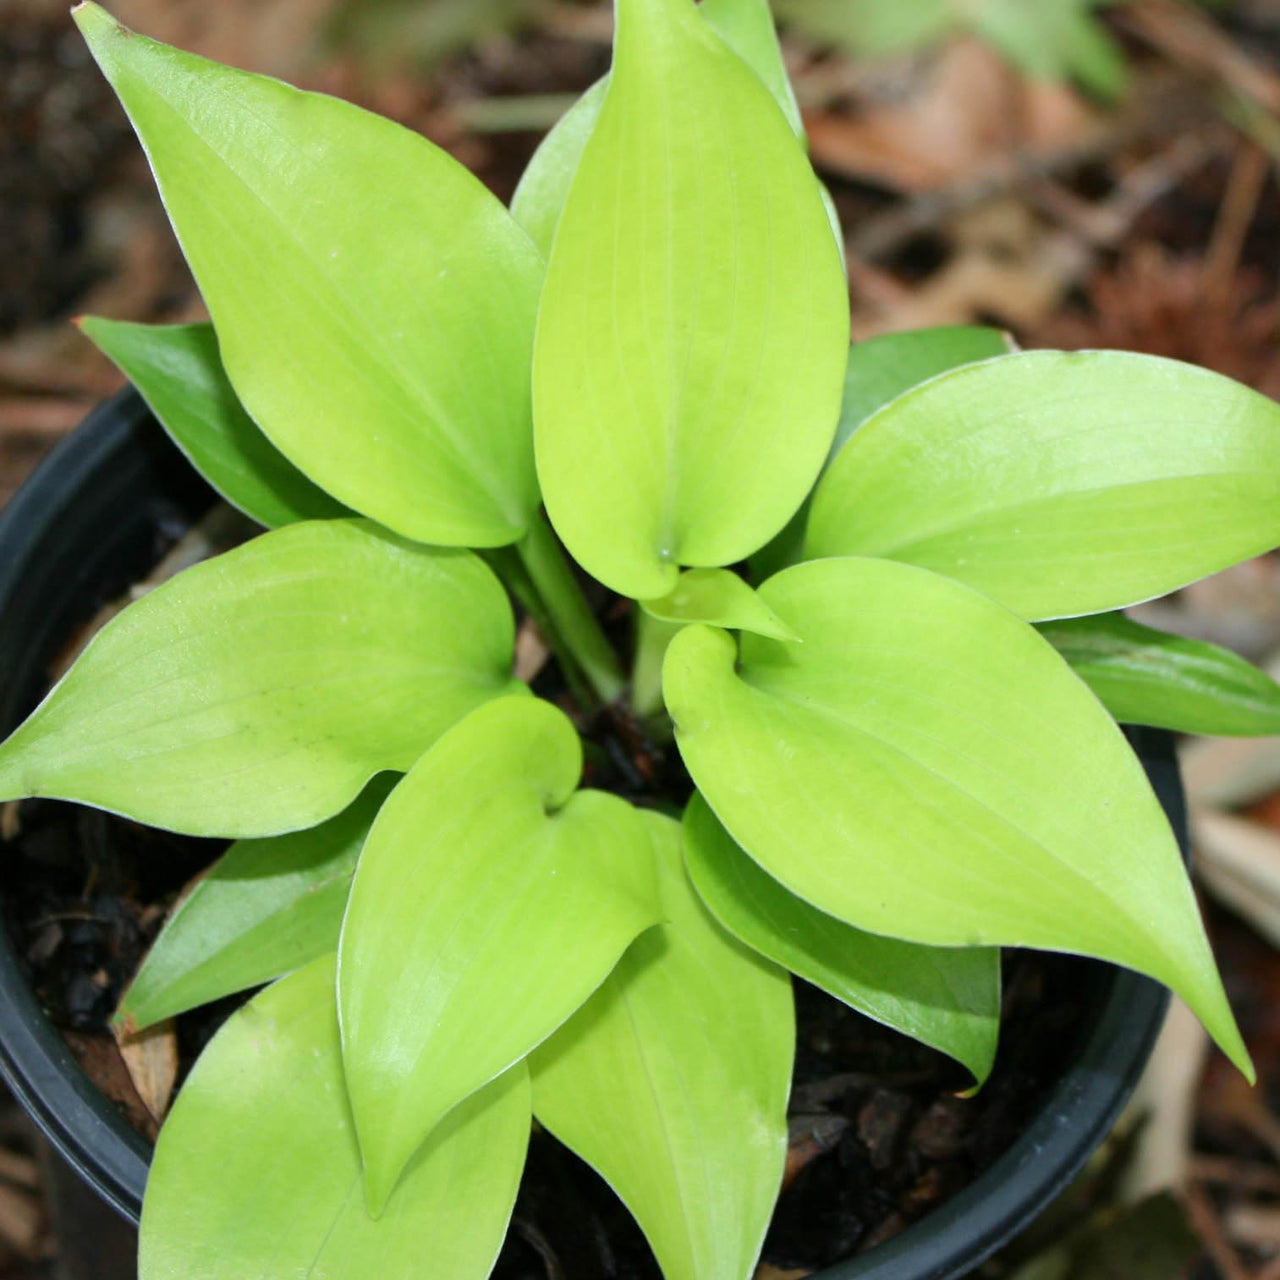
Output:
[0,389,1174,1277]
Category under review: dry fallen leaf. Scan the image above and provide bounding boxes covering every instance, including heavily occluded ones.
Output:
[754,1266,811,1280]
[1193,807,1280,949]
[513,616,551,685]
[1121,997,1209,1202]
[112,1019,179,1126]
[807,38,1096,193]
[65,1032,159,1140]
[1181,732,1280,812]
[851,199,1088,336]
[0,1180,42,1259]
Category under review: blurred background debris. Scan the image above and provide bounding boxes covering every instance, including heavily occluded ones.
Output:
[3,0,1280,1276]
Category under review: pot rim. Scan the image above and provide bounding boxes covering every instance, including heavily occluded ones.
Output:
[0,390,1173,1277]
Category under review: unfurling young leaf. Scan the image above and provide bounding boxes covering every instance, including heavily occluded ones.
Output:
[683,795,1000,1085]
[77,318,348,529]
[531,813,793,1280]
[75,2,545,548]
[0,520,519,837]
[118,776,396,1032]
[139,956,531,1280]
[642,569,800,641]
[1041,612,1280,737]
[806,351,1280,621]
[338,696,662,1214]
[663,556,1252,1078]
[532,0,849,599]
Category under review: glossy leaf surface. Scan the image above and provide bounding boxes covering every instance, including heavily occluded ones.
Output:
[664,556,1250,1075]
[1042,613,1280,737]
[76,3,544,547]
[78,318,346,529]
[118,777,395,1031]
[806,351,1280,621]
[510,78,608,256]
[0,520,518,837]
[829,325,1013,464]
[531,813,792,1280]
[642,569,799,641]
[511,0,804,258]
[533,0,849,599]
[683,794,1000,1083]
[339,697,661,1213]
[700,0,803,136]
[752,325,1013,579]
[140,956,530,1280]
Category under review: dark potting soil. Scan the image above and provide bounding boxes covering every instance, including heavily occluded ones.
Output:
[1,784,1096,1278]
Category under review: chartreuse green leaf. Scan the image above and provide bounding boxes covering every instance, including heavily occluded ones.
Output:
[700,0,804,137]
[664,557,1252,1078]
[74,2,543,548]
[683,794,1000,1084]
[806,351,1280,621]
[78,318,347,529]
[533,0,849,599]
[830,325,1014,464]
[0,520,518,837]
[139,956,530,1280]
[510,78,608,256]
[118,776,396,1032]
[1041,613,1280,737]
[752,325,1013,579]
[339,696,661,1214]
[512,0,806,258]
[642,569,800,642]
[531,813,792,1280]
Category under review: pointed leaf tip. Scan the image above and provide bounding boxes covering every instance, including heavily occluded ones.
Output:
[0,521,517,836]
[339,697,661,1207]
[664,556,1250,1074]
[76,9,544,547]
[807,351,1280,620]
[683,794,1000,1085]
[532,813,793,1280]
[533,0,848,598]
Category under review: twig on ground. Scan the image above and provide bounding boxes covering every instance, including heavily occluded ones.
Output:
[0,397,97,437]
[1121,0,1280,117]
[1122,998,1208,1202]
[845,77,1210,262]
[1184,1182,1253,1280]
[1029,129,1220,248]
[1190,1156,1280,1197]
[1204,138,1271,307]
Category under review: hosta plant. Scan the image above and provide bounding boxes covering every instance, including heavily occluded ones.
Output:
[1,1,1278,1276]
